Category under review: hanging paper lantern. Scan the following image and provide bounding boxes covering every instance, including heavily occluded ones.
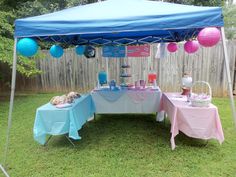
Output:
[197,27,221,47]
[184,41,199,54]
[50,45,64,58]
[167,42,178,53]
[75,45,85,55]
[17,38,38,57]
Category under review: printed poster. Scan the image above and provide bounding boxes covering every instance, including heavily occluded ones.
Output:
[127,45,150,57]
[102,46,126,58]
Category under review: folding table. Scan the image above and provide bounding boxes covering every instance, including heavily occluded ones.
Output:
[159,92,224,150]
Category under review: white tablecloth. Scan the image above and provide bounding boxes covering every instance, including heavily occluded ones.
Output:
[91,88,164,121]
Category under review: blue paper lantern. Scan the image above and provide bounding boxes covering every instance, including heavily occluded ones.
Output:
[17,38,38,57]
[50,45,64,58]
[75,45,85,55]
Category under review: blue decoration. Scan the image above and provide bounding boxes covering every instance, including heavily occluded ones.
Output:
[98,71,107,85]
[75,45,85,55]
[102,46,125,58]
[17,38,38,57]
[50,45,64,58]
[109,80,117,90]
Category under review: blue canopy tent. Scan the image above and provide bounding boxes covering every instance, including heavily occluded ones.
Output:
[15,0,224,44]
[2,0,235,175]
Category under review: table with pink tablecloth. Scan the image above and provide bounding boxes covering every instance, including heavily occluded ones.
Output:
[159,93,224,150]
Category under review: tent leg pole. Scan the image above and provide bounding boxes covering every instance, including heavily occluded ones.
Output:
[2,38,18,173]
[0,165,10,177]
[221,27,236,127]
[106,58,109,82]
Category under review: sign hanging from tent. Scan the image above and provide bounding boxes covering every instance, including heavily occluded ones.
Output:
[127,45,150,57]
[102,46,126,58]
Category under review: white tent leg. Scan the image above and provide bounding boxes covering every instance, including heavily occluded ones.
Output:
[106,58,109,82]
[0,165,10,177]
[221,27,236,127]
[2,38,18,175]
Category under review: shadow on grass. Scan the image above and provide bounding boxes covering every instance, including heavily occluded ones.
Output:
[175,132,211,148]
[41,114,219,150]
[45,114,172,149]
[0,93,30,102]
[0,95,10,102]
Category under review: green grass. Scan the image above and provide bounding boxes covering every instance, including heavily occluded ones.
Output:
[0,93,236,177]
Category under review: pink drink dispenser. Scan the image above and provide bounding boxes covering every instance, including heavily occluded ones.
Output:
[148,71,157,84]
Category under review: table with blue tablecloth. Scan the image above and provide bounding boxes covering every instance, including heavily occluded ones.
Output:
[33,94,95,145]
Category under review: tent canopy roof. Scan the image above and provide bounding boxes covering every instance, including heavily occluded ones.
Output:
[14,0,224,45]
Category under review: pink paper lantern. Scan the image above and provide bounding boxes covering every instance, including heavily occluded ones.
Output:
[167,42,178,53]
[184,41,199,54]
[197,27,221,47]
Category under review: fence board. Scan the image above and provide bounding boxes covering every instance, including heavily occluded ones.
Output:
[1,41,236,96]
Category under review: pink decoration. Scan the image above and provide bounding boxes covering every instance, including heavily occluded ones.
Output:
[159,93,224,150]
[184,41,199,54]
[127,45,150,57]
[167,42,178,53]
[197,27,221,47]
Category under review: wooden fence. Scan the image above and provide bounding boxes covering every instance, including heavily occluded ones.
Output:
[2,41,236,96]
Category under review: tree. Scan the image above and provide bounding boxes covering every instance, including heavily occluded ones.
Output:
[165,0,224,6]
[0,7,41,85]
[223,4,236,39]
[0,0,84,86]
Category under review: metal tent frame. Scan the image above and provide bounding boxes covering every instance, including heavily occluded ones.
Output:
[0,0,236,174]
[0,38,17,177]
[1,25,236,177]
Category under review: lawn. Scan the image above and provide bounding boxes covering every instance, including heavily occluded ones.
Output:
[0,93,236,177]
